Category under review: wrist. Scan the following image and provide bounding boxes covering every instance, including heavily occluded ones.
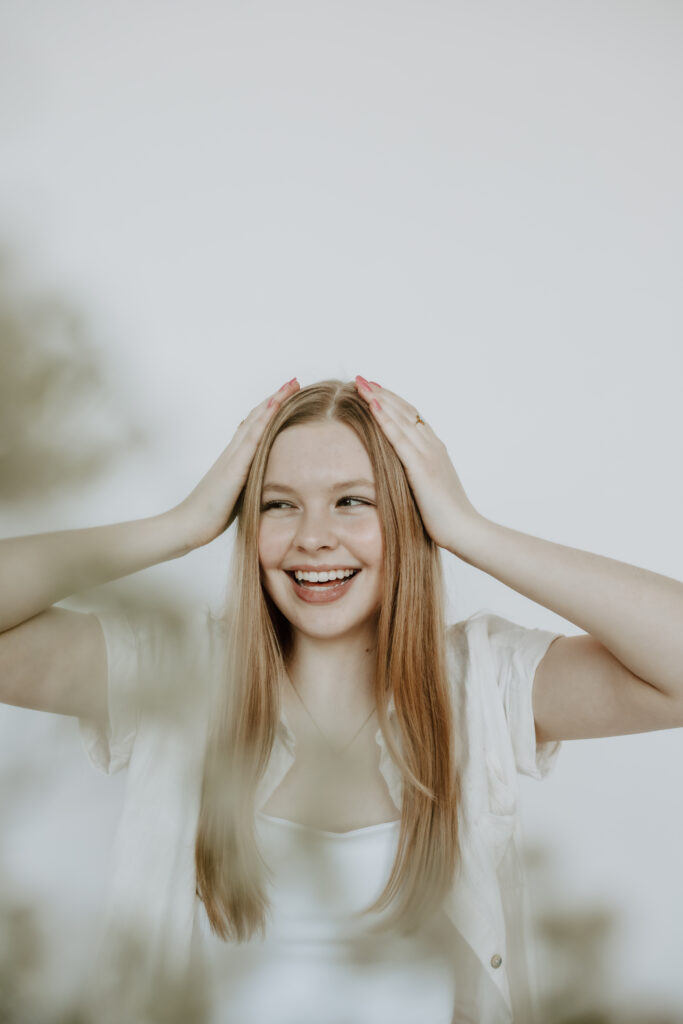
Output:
[160,503,209,558]
[443,512,496,566]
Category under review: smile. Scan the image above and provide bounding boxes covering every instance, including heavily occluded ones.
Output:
[293,568,358,583]
[284,568,361,604]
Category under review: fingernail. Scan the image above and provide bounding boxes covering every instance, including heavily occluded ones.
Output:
[355,375,371,389]
[371,399,381,411]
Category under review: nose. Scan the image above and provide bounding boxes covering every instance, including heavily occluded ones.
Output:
[293,505,338,552]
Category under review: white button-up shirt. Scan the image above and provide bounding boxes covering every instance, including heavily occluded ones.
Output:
[80,606,562,1024]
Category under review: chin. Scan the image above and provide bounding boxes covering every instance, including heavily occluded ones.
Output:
[261,569,380,639]
[267,593,378,640]
[294,618,377,644]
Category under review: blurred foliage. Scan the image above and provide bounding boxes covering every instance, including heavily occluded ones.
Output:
[80,927,211,1024]
[0,251,193,1021]
[0,250,142,504]
[0,898,45,1024]
[527,842,681,1024]
[1,840,681,1021]
[0,898,211,1023]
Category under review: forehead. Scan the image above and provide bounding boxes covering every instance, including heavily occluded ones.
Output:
[264,421,374,485]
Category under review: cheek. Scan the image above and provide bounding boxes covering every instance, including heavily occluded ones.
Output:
[258,520,289,568]
[345,519,384,560]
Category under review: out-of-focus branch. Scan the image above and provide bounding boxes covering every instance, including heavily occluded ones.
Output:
[0,250,142,504]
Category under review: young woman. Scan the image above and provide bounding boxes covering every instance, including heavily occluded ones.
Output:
[1,376,682,1024]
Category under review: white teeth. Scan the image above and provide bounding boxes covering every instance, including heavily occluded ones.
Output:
[293,568,357,583]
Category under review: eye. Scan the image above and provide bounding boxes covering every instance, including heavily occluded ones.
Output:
[337,496,372,507]
[261,500,294,511]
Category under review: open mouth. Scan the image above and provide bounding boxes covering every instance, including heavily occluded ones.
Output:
[285,569,361,589]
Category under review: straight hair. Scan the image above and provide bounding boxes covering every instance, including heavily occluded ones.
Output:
[195,380,460,941]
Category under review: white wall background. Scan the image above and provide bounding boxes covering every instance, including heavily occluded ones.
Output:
[0,2,681,1019]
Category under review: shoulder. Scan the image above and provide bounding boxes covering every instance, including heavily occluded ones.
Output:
[81,601,225,776]
[446,609,562,686]
[94,599,225,705]
[445,609,564,780]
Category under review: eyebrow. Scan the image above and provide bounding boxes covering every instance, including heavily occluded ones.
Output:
[262,478,376,494]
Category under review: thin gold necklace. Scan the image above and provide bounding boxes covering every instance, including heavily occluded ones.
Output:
[285,672,376,755]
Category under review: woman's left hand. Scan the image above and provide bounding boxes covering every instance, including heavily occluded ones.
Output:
[354,376,481,553]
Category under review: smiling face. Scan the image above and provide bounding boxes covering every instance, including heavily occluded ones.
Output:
[258,419,384,647]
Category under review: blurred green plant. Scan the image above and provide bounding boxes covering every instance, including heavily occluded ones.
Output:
[526,842,681,1024]
[0,899,211,1023]
[0,897,45,1024]
[0,250,142,504]
[0,249,191,1022]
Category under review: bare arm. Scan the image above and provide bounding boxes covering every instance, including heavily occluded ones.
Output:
[0,511,192,635]
[0,378,300,721]
[354,378,683,741]
[456,517,683,741]
[0,510,192,723]
[1,608,108,721]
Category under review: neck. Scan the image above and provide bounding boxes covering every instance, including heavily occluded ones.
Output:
[285,625,377,719]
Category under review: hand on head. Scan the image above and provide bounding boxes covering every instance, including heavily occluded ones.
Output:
[353,376,480,552]
[175,378,300,549]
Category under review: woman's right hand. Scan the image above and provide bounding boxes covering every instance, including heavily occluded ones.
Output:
[174,378,300,550]
[0,379,299,718]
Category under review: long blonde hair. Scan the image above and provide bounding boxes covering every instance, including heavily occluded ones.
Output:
[195,380,460,941]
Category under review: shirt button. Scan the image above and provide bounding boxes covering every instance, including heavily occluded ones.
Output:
[490,954,503,969]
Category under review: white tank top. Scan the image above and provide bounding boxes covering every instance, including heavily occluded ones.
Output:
[193,812,458,1023]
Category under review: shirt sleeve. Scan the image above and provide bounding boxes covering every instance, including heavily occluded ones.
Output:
[78,603,218,776]
[78,608,140,775]
[478,612,564,780]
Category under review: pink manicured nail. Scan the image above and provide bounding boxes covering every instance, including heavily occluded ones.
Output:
[355,375,371,389]
[269,378,298,407]
[370,399,381,411]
